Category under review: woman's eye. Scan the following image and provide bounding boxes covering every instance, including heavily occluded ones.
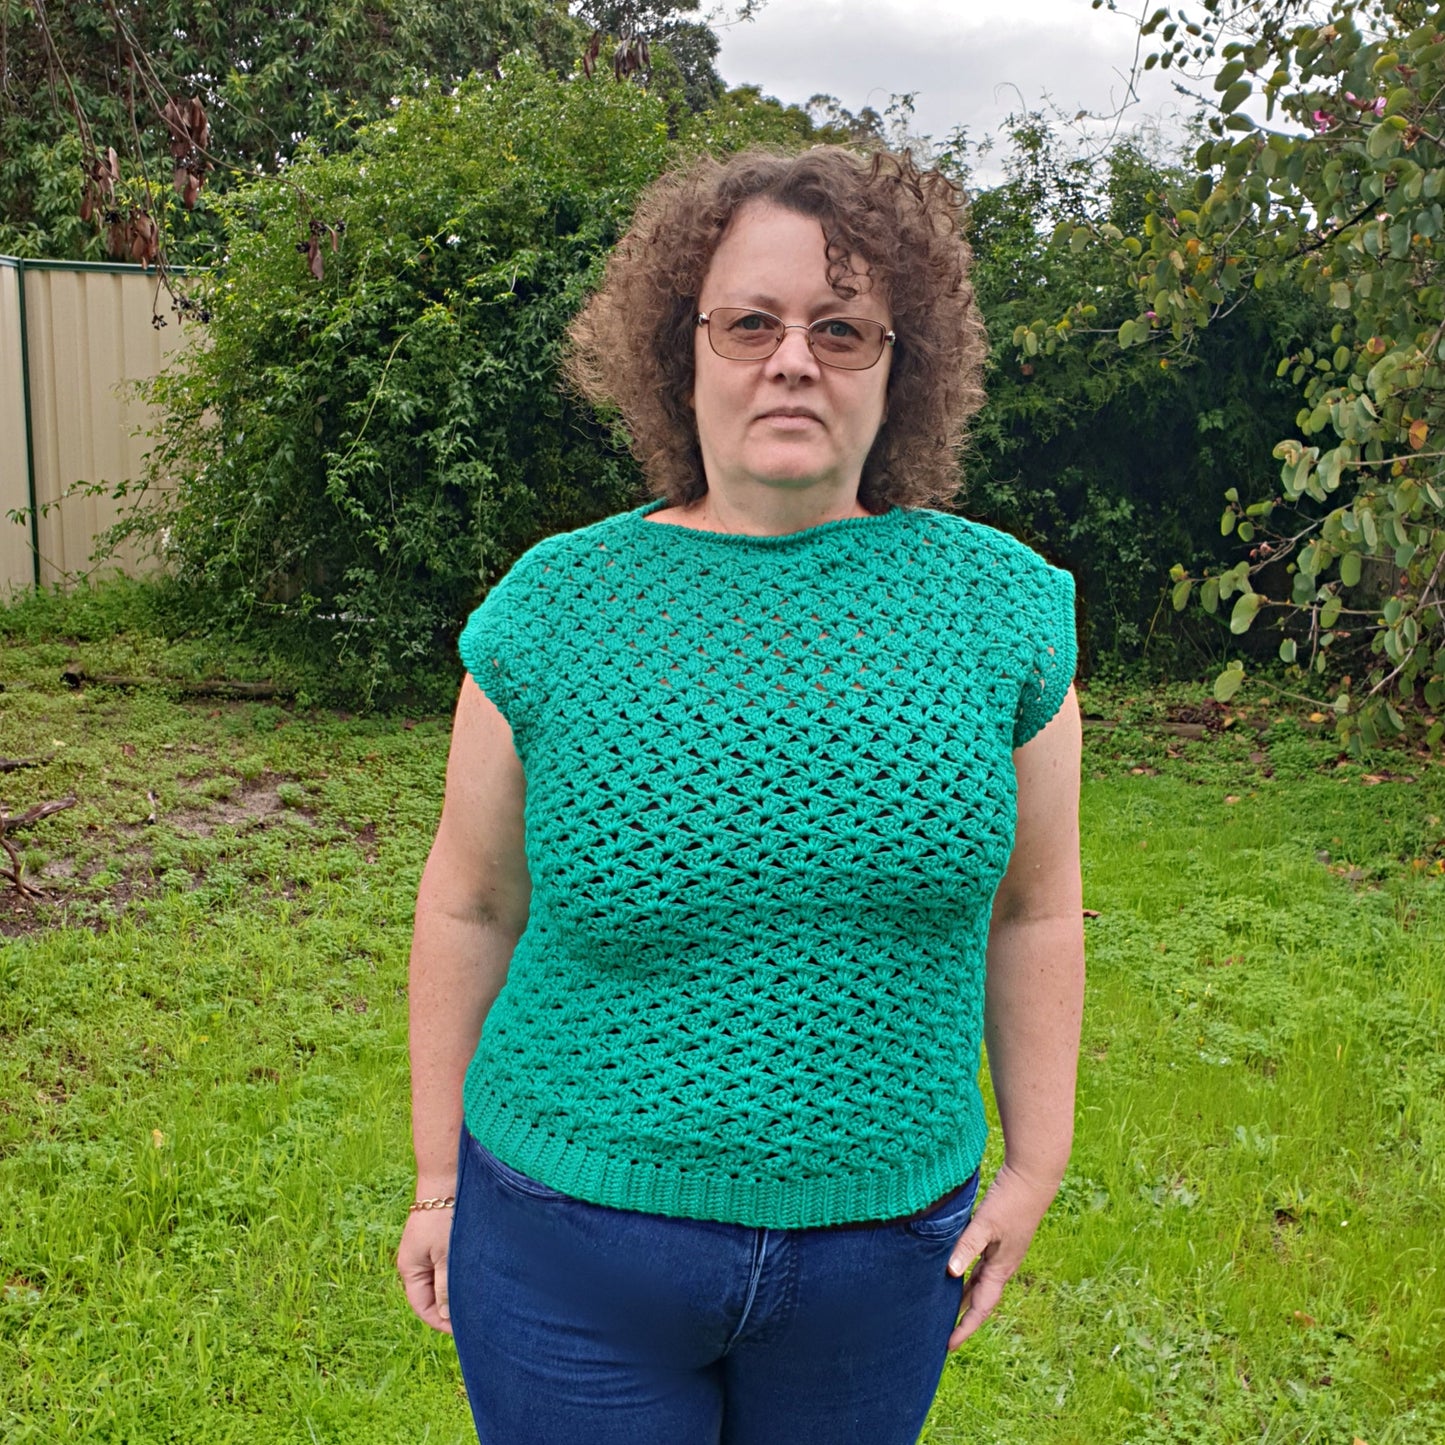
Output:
[822,320,861,340]
[734,313,770,331]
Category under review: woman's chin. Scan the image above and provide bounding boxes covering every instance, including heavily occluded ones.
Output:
[738,449,837,487]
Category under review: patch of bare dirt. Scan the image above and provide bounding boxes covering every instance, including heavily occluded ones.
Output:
[2,770,352,940]
[170,773,302,838]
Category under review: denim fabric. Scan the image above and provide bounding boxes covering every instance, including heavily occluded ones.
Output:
[447,1125,980,1445]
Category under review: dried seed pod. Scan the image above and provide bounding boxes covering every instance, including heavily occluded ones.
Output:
[163,99,190,158]
[129,212,160,269]
[188,97,209,152]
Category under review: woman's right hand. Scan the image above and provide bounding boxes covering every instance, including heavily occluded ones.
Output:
[398,1204,456,1333]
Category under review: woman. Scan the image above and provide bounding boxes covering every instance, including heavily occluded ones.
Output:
[397,145,1084,1445]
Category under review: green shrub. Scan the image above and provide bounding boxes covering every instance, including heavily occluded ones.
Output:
[134,61,677,709]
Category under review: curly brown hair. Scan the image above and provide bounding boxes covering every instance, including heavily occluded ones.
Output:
[564,144,988,513]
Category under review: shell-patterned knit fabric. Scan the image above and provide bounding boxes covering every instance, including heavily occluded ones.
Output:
[456,497,1077,1229]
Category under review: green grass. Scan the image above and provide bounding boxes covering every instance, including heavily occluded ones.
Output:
[925,706,1445,1444]
[2,593,1443,1443]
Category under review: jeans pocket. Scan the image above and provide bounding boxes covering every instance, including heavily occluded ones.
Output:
[903,1169,981,1242]
[472,1137,575,1204]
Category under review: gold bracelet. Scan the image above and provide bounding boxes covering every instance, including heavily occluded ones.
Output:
[409,1195,456,1212]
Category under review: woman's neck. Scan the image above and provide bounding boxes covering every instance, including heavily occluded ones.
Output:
[654,488,871,536]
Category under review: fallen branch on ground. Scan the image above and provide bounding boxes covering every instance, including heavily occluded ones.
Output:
[60,668,293,700]
[1082,719,1269,738]
[1,754,56,773]
[0,796,78,899]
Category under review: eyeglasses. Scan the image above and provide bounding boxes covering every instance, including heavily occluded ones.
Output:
[696,308,896,371]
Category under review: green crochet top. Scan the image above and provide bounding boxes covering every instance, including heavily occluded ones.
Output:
[456,497,1077,1228]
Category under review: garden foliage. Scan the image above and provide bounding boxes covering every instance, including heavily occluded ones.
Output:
[952,115,1324,670]
[133,62,676,708]
[107,51,1382,710]
[0,0,584,261]
[119,63,868,708]
[1023,0,1445,753]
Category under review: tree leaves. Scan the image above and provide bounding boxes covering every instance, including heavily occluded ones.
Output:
[3,0,574,261]
[1229,590,1262,634]
[1052,0,1445,755]
[1220,80,1252,113]
[1214,660,1245,702]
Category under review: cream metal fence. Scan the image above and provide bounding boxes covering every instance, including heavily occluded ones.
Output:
[0,257,196,596]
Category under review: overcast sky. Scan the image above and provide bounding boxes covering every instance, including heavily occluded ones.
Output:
[712,0,1217,186]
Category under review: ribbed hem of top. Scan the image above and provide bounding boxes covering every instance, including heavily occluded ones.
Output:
[625,497,905,548]
[461,1091,990,1230]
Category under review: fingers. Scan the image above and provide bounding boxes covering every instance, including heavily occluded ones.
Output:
[436,1255,451,1326]
[398,1218,455,1335]
[947,1263,1005,1351]
[941,1173,1052,1351]
[404,1276,454,1335]
[399,1253,444,1330]
[947,1217,986,1280]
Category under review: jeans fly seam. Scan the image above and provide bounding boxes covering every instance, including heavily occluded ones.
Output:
[720,1228,770,1354]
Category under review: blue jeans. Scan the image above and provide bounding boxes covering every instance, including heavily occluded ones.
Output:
[448,1125,980,1445]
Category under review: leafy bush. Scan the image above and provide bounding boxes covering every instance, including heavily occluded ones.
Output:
[133,61,676,709]
[952,118,1324,673]
[1022,0,1445,752]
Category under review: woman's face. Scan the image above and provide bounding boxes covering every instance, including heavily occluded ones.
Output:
[692,201,892,502]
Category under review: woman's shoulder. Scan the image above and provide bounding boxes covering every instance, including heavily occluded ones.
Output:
[490,511,631,586]
[903,509,1069,586]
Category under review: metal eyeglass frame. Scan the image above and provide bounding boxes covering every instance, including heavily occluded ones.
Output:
[695,308,897,371]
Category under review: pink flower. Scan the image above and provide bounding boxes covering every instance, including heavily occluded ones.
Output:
[1373,96,1387,116]
[1313,110,1336,132]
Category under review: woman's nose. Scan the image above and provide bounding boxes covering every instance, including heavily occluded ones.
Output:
[767,325,820,377]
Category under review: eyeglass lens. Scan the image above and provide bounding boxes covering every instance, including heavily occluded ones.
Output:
[705,308,888,369]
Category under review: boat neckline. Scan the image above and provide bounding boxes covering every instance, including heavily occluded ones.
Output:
[627,497,905,546]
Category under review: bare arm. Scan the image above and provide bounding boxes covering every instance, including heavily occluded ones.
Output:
[398,675,531,1332]
[946,684,1085,1347]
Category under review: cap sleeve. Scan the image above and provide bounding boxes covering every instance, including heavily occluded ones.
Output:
[457,544,549,739]
[1012,556,1078,749]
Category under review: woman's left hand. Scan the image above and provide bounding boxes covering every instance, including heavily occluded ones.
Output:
[943,1162,1059,1350]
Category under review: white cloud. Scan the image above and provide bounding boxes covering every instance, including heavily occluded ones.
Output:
[714,0,1209,184]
